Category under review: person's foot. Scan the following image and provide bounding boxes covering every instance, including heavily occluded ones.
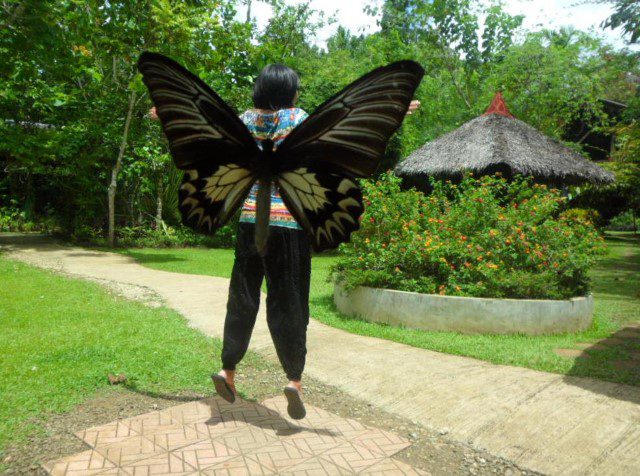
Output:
[284,380,305,420]
[211,370,236,403]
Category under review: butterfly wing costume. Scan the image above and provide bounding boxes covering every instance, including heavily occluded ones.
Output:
[137,52,424,253]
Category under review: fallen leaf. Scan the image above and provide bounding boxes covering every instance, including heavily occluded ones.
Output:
[108,373,127,385]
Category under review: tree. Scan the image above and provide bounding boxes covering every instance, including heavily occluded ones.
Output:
[602,0,640,44]
[0,0,254,243]
[2,0,637,243]
[481,31,610,137]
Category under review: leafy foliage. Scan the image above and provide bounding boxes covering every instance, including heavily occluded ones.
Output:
[332,173,606,299]
[0,0,637,247]
[602,0,640,44]
[608,209,638,231]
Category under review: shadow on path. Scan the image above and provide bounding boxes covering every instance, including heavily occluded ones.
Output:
[562,324,640,404]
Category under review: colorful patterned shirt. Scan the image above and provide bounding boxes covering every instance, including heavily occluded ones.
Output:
[239,107,308,229]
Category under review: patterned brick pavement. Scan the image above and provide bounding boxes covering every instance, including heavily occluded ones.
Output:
[43,396,425,475]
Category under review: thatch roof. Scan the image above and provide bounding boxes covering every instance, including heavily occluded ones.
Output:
[395,93,615,186]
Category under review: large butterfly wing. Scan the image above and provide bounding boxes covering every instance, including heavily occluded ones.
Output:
[137,52,259,169]
[137,52,260,234]
[275,168,363,251]
[276,60,424,178]
[273,60,424,250]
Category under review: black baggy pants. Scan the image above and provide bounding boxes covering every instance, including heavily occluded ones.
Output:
[221,222,312,381]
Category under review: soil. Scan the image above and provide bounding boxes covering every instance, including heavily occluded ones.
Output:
[2,363,537,476]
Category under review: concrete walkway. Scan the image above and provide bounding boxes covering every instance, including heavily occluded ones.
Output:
[3,234,640,475]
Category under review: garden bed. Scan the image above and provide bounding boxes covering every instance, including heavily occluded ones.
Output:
[334,283,593,335]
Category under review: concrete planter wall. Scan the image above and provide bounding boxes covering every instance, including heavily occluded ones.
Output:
[334,283,593,335]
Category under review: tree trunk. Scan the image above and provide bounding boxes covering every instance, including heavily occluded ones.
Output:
[246,0,252,22]
[156,176,163,229]
[108,90,137,247]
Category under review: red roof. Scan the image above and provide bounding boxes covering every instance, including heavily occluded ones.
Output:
[483,92,514,118]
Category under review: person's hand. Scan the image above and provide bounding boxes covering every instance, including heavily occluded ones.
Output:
[148,106,159,120]
[406,99,421,115]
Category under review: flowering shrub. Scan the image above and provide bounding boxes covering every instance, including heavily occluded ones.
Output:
[331,173,606,299]
[561,208,603,229]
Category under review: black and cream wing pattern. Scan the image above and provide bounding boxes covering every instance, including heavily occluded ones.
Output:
[138,52,260,234]
[137,52,424,252]
[273,61,424,250]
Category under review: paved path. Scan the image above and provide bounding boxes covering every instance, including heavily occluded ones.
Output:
[3,234,640,475]
[43,395,419,475]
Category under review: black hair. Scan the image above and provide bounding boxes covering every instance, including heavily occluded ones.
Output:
[252,64,300,110]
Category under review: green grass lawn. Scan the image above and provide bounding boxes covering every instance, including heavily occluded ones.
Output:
[0,257,270,455]
[120,232,640,386]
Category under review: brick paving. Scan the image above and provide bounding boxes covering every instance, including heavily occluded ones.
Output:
[43,396,424,475]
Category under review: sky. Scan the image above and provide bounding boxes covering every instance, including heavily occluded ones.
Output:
[235,0,639,51]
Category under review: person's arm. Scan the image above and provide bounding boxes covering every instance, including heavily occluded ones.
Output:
[149,103,418,120]
[406,99,420,115]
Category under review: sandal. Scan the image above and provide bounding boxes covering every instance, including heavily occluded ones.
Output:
[211,373,236,403]
[284,386,306,420]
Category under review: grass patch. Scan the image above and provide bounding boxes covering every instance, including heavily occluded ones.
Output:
[0,256,268,455]
[118,232,640,386]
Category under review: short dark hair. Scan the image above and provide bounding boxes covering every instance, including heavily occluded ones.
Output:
[252,64,300,110]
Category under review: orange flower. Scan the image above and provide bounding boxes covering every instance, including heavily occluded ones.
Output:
[477,256,483,262]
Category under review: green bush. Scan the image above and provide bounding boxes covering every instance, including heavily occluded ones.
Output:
[607,210,637,232]
[561,208,603,229]
[0,206,56,233]
[70,223,236,249]
[331,173,606,299]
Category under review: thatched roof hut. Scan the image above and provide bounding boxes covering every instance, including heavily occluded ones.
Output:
[395,93,615,188]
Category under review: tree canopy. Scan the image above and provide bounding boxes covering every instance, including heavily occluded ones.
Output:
[1,0,638,241]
